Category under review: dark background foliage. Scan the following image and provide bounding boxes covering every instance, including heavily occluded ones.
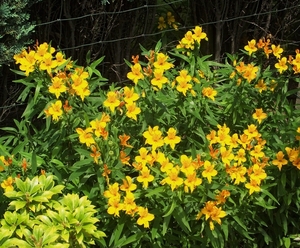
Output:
[1,0,300,128]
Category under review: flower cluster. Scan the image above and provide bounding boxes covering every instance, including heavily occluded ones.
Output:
[14,42,92,122]
[177,26,207,50]
[103,178,154,228]
[157,12,178,30]
[244,38,300,74]
[103,87,141,121]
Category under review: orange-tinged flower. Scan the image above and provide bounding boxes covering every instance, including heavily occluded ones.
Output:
[131,55,139,64]
[202,161,217,184]
[215,190,230,205]
[272,151,288,170]
[209,145,219,160]
[1,177,14,192]
[202,87,217,101]
[238,133,251,150]
[164,127,181,150]
[90,145,101,164]
[252,108,267,124]
[244,39,258,55]
[103,91,121,112]
[200,201,226,230]
[119,134,133,148]
[166,12,175,25]
[137,166,154,189]
[102,164,111,181]
[63,100,72,112]
[137,207,154,228]
[161,166,183,191]
[206,130,219,145]
[120,150,131,166]
[127,63,144,84]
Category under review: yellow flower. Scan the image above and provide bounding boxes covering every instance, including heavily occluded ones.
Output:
[157,155,173,173]
[180,154,194,175]
[123,86,139,103]
[137,207,154,228]
[192,26,207,43]
[137,166,154,189]
[255,79,267,93]
[275,57,288,74]
[47,100,63,121]
[202,87,217,101]
[104,182,120,199]
[76,127,95,147]
[202,160,217,183]
[234,148,247,165]
[161,166,183,191]
[90,119,106,138]
[271,44,283,59]
[200,201,226,230]
[244,124,259,139]
[181,31,194,50]
[250,145,265,159]
[176,69,192,95]
[249,164,267,183]
[285,147,299,162]
[166,12,175,25]
[35,42,55,61]
[125,102,141,121]
[244,39,258,56]
[1,177,14,192]
[55,52,67,66]
[39,52,58,74]
[103,91,121,112]
[184,172,202,193]
[107,197,124,217]
[242,64,259,82]
[151,69,168,89]
[272,151,288,170]
[219,147,234,165]
[127,63,144,84]
[143,126,164,151]
[252,108,267,124]
[19,50,36,76]
[123,192,137,216]
[157,16,167,30]
[245,179,261,195]
[163,127,181,150]
[153,53,174,70]
[120,176,137,193]
[49,76,67,98]
[135,147,152,167]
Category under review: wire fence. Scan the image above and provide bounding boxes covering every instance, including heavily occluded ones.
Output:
[1,0,300,115]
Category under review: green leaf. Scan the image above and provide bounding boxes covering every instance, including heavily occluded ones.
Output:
[162,199,176,217]
[109,215,125,247]
[232,215,247,231]
[31,150,37,174]
[172,206,191,234]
